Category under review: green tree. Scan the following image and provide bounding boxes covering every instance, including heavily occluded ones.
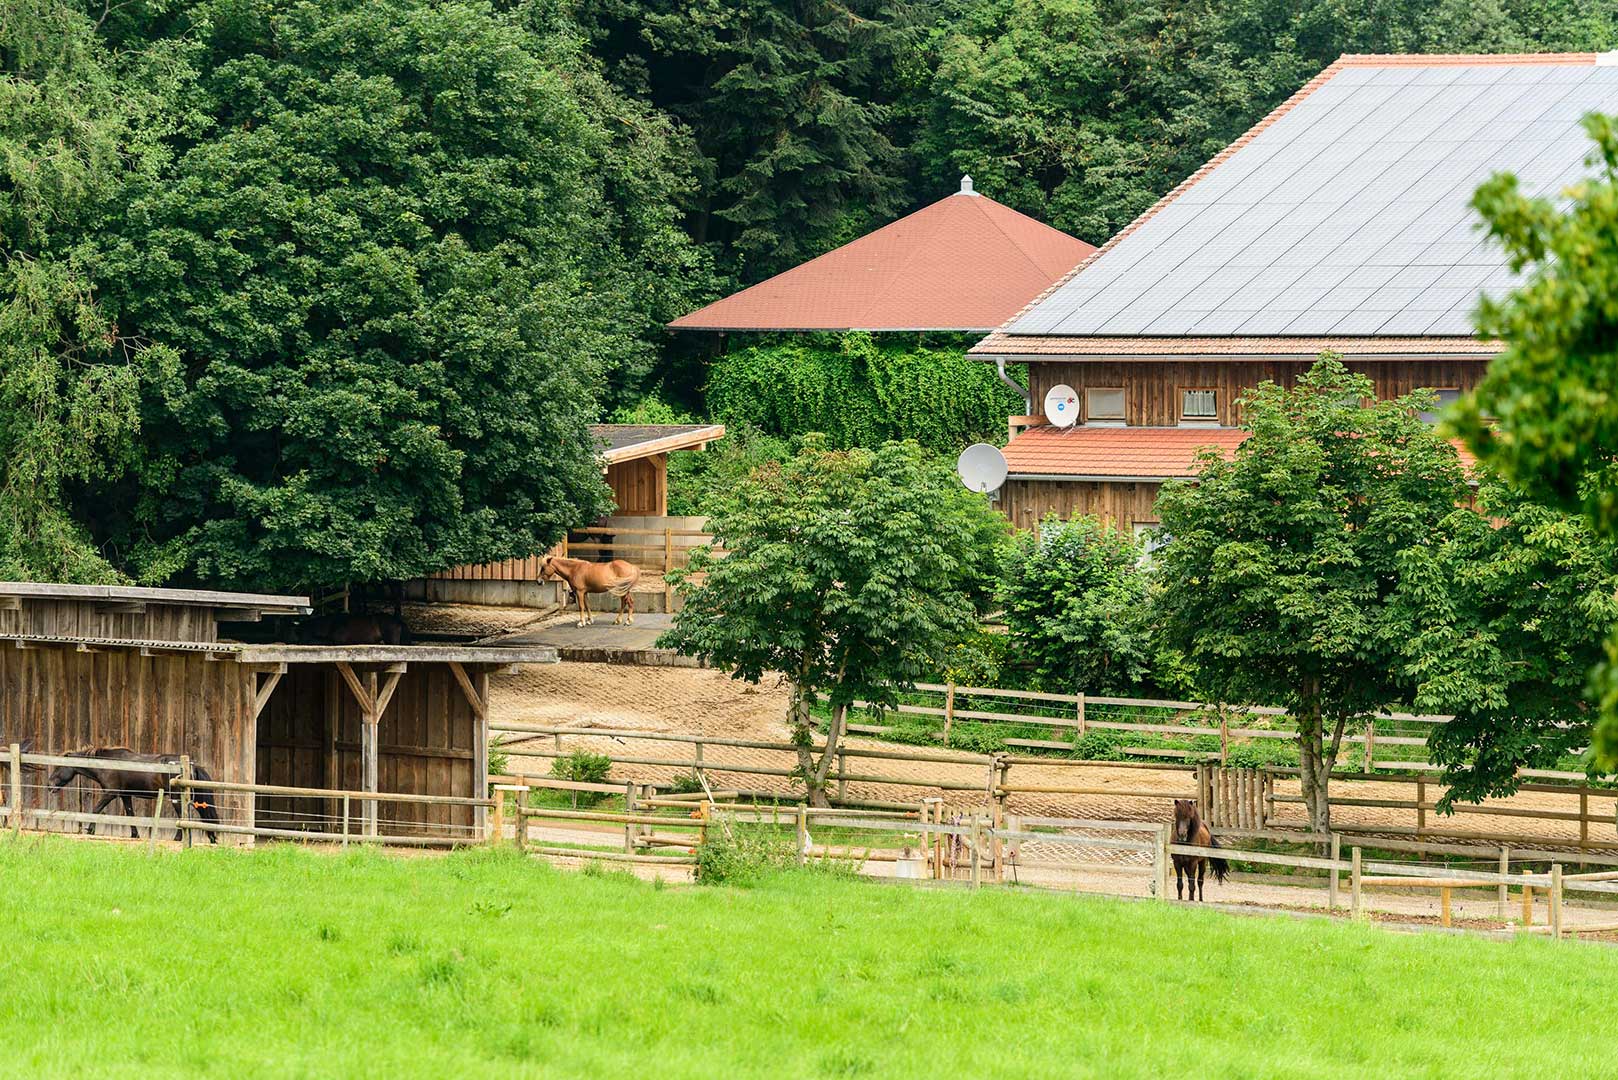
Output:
[1153,357,1470,833]
[1410,476,1618,804]
[1453,113,1618,767]
[999,514,1152,694]
[660,438,1005,805]
[88,0,720,591]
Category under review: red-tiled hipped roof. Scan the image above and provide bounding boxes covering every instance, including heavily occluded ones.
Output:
[669,184,1096,332]
[1002,427,1248,480]
[1001,425,1477,479]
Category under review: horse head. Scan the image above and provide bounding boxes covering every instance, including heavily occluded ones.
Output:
[1172,798,1196,842]
[48,747,94,790]
[538,555,557,581]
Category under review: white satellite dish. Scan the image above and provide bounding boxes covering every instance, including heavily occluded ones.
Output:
[957,443,1008,494]
[1043,384,1079,428]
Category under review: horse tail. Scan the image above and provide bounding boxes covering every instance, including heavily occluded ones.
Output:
[1207,832,1229,883]
[188,763,222,825]
[606,575,637,598]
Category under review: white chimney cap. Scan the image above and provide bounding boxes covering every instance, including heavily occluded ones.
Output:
[959,174,978,196]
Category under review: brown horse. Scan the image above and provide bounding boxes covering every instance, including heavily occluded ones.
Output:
[48,747,222,844]
[540,555,641,627]
[1171,798,1227,901]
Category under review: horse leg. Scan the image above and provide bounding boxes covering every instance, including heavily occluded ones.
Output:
[1197,857,1206,902]
[576,584,589,628]
[87,790,118,835]
[1173,856,1184,900]
[614,592,624,625]
[625,592,634,626]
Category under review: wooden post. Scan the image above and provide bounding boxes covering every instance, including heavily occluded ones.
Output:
[795,805,808,867]
[179,755,194,850]
[991,797,1004,883]
[1498,845,1510,918]
[1218,713,1229,767]
[663,528,674,573]
[1440,887,1452,928]
[1155,825,1170,901]
[8,743,20,837]
[1580,790,1590,846]
[490,790,504,847]
[943,681,956,744]
[969,815,982,888]
[146,790,164,854]
[1550,863,1564,940]
[1522,868,1533,926]
[1075,693,1087,738]
[1415,775,1426,835]
[624,782,637,854]
[694,741,706,787]
[515,788,528,851]
[1350,847,1363,920]
[1363,720,1376,773]
[836,748,847,801]
[341,793,350,851]
[1328,832,1340,911]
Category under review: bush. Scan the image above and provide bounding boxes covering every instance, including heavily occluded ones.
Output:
[487,737,509,781]
[1071,731,1125,761]
[670,772,705,796]
[550,752,613,807]
[1225,741,1301,769]
[695,823,798,885]
[945,722,1005,754]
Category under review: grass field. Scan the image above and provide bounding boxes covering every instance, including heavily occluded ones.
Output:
[2,837,1612,1078]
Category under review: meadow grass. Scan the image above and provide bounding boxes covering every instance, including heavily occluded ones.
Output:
[0,836,1611,1079]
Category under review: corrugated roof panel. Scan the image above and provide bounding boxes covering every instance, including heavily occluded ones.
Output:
[1000,55,1613,341]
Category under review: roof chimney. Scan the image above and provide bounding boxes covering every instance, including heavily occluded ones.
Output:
[959,174,978,196]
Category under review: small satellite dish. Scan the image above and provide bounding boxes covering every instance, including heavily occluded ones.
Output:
[1043,384,1079,428]
[957,443,1008,494]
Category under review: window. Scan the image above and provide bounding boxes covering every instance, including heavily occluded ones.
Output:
[1086,387,1125,424]
[1180,388,1218,425]
[1419,388,1462,424]
[1133,521,1167,559]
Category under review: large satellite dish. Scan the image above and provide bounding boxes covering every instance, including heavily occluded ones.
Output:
[1043,383,1079,428]
[957,443,1008,494]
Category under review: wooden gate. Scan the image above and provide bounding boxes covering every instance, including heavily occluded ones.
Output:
[1195,765,1270,830]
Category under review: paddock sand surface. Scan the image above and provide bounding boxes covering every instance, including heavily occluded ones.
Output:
[490,663,1618,853]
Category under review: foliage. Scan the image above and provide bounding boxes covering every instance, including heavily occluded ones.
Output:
[999,515,1152,694]
[705,332,1023,454]
[1453,115,1618,769]
[694,822,798,885]
[1411,474,1618,803]
[669,772,706,796]
[486,736,510,781]
[1152,357,1472,832]
[550,751,613,806]
[661,438,1006,804]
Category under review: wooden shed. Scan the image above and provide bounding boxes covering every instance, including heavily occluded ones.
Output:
[0,583,554,843]
[590,423,725,516]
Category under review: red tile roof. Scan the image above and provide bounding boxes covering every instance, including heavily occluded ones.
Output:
[1001,424,1477,479]
[669,183,1096,332]
[972,335,1502,358]
[1002,426,1248,479]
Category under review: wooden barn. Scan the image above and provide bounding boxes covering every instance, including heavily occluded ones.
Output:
[0,583,553,843]
[590,423,725,517]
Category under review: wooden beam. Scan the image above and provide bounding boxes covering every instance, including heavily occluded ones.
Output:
[253,669,285,720]
[93,600,146,614]
[0,596,19,611]
[334,662,373,713]
[375,668,405,718]
[212,607,263,623]
[364,670,379,837]
[448,661,486,720]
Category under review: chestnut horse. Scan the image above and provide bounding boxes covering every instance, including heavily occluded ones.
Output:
[540,555,641,627]
[1171,798,1228,901]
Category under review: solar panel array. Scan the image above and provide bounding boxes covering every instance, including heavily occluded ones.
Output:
[1007,61,1618,338]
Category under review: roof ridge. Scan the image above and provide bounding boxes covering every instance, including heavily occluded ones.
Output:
[1336,52,1599,65]
[966,194,1055,280]
[845,198,955,328]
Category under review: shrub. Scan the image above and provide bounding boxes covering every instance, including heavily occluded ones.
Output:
[1071,731,1125,761]
[945,722,1005,754]
[695,823,798,885]
[670,772,706,796]
[487,736,510,781]
[550,752,613,807]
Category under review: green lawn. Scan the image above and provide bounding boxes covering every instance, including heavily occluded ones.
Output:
[1,838,1610,1078]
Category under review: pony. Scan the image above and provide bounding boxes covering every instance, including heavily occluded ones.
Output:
[540,555,641,627]
[1171,798,1227,901]
[48,747,222,844]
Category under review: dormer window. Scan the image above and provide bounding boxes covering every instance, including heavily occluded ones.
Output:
[1086,387,1125,425]
[1180,388,1218,426]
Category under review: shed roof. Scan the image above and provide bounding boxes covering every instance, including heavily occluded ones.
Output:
[0,582,309,614]
[977,52,1618,357]
[1002,427,1248,480]
[669,179,1097,332]
[589,424,726,464]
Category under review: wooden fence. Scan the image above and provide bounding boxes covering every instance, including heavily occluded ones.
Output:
[431,517,719,580]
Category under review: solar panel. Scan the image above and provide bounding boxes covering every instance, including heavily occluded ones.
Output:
[1005,59,1617,338]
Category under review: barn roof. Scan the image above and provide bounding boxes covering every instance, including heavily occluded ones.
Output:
[0,582,309,614]
[589,424,726,464]
[669,178,1097,332]
[976,52,1618,357]
[1002,427,1248,480]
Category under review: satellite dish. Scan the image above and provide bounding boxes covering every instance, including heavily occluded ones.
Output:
[957,443,1008,494]
[1043,384,1079,428]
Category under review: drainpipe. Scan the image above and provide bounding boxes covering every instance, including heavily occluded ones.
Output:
[995,356,1031,414]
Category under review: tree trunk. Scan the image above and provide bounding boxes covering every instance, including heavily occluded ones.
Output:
[786,680,833,808]
[1297,696,1332,837]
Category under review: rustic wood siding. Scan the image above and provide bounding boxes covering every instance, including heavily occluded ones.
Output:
[606,455,666,516]
[0,646,253,834]
[999,480,1164,532]
[1026,359,1489,428]
[0,599,219,644]
[255,664,478,837]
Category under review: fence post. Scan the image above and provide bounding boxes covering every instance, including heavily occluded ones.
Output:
[663,528,674,573]
[1580,790,1590,846]
[1521,868,1533,925]
[179,755,194,850]
[342,793,350,851]
[1550,863,1564,940]
[1363,720,1376,773]
[795,805,808,867]
[1350,847,1362,921]
[1415,775,1426,836]
[969,815,982,888]
[1497,845,1510,918]
[8,743,20,837]
[146,790,164,854]
[515,788,528,851]
[836,749,847,801]
[1155,825,1170,901]
[943,681,956,744]
[624,782,637,854]
[1328,833,1340,911]
[694,741,706,787]
[1218,713,1229,767]
[1075,693,1086,738]
[490,791,504,847]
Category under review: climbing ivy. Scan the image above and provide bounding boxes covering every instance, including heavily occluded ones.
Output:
[705,333,1023,453]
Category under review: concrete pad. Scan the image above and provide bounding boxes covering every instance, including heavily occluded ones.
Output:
[493,614,699,666]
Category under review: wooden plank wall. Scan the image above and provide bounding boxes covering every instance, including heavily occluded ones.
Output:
[1025,359,1490,427]
[999,480,1163,532]
[255,664,478,837]
[606,455,666,516]
[0,645,254,834]
[0,600,218,644]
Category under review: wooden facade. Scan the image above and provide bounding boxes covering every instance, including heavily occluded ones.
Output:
[1024,359,1489,429]
[605,454,667,516]
[998,479,1163,533]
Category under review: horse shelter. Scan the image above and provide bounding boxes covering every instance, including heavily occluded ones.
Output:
[0,583,554,844]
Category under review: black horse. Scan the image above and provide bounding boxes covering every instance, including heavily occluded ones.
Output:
[48,748,222,844]
[1171,798,1228,901]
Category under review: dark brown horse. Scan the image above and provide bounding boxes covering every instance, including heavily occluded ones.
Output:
[48,748,221,844]
[1171,799,1227,901]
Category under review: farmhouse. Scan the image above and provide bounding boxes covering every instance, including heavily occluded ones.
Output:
[0,583,553,844]
[670,176,1097,335]
[970,52,1618,533]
